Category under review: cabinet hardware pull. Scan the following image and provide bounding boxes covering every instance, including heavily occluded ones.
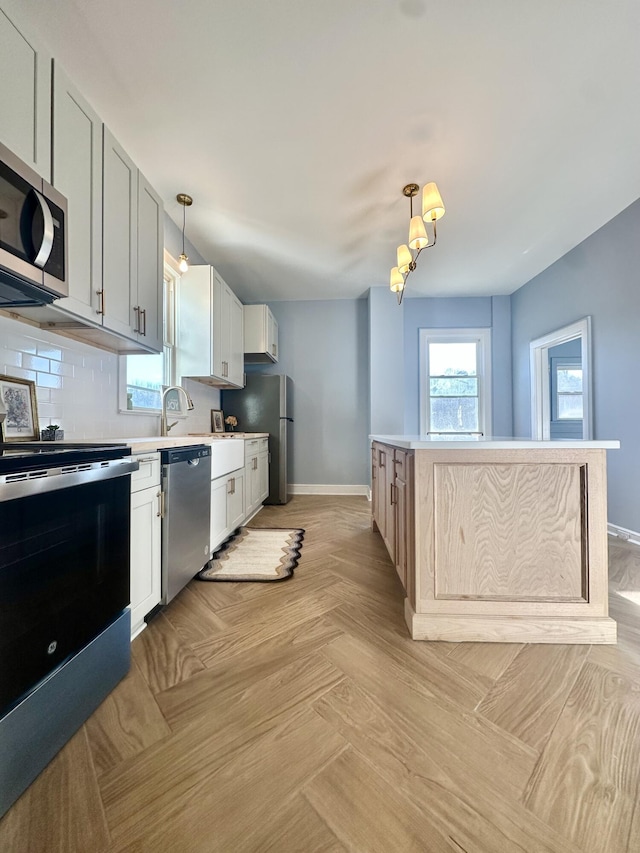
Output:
[141,308,147,336]
[133,306,140,332]
[157,490,165,518]
[96,289,105,315]
[379,450,384,466]
[390,483,395,505]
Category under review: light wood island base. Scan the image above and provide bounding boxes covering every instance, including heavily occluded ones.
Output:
[405,601,617,644]
[371,436,620,644]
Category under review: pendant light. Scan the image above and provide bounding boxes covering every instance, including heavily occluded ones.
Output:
[389,182,445,305]
[176,193,193,273]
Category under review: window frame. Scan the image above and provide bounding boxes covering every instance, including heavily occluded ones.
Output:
[419,328,492,438]
[117,258,181,415]
[554,361,584,421]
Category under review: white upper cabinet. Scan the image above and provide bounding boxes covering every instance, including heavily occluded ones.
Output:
[177,265,244,388]
[51,62,102,323]
[136,172,163,352]
[102,128,163,352]
[244,304,278,363]
[102,127,137,340]
[0,8,51,178]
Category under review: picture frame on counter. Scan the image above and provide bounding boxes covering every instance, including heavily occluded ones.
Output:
[211,409,225,433]
[0,374,39,442]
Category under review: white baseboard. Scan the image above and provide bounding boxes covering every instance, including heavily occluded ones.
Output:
[608,522,640,546]
[289,484,369,496]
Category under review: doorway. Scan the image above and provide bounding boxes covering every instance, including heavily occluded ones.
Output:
[529,317,592,440]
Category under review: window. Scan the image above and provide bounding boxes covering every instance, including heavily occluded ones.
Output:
[119,263,178,413]
[419,329,492,437]
[555,363,583,420]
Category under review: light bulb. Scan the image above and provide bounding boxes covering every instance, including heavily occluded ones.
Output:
[178,253,189,273]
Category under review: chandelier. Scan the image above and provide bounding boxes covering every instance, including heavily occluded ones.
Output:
[390,182,445,304]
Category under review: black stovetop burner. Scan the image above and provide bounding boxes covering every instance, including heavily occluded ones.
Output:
[0,442,131,475]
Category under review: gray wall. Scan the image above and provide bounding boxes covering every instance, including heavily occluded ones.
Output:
[245,299,370,488]
[511,197,640,531]
[369,287,405,435]
[402,295,513,436]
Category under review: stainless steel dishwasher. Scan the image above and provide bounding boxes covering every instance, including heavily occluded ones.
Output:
[160,444,211,604]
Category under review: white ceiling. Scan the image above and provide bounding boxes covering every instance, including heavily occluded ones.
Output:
[8,0,640,302]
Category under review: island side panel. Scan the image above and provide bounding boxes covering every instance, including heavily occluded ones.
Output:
[433,462,586,601]
[407,447,615,642]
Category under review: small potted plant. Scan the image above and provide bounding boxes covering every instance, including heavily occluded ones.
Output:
[41,424,64,441]
[225,415,238,432]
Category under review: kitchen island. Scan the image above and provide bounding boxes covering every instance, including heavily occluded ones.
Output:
[371,436,620,644]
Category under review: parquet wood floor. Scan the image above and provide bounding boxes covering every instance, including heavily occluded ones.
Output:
[2,495,640,851]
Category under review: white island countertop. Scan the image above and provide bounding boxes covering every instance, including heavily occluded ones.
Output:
[370,435,620,450]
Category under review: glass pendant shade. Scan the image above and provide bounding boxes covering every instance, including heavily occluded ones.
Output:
[397,244,412,276]
[422,182,445,221]
[390,266,405,293]
[178,253,189,273]
[408,215,429,250]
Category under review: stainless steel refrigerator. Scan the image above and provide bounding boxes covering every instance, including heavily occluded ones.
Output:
[222,374,293,504]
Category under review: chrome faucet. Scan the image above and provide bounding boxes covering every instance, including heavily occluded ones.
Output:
[160,385,194,436]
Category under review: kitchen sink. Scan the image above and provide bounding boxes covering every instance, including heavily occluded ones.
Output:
[209,438,244,478]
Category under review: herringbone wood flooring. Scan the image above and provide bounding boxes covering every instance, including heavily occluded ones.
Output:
[2,495,640,851]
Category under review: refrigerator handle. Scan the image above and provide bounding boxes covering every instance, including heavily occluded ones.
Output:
[280,417,294,422]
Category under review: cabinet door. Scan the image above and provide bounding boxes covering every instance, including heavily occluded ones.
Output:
[244,453,259,516]
[211,270,227,381]
[51,63,102,323]
[383,448,396,562]
[258,451,269,502]
[210,475,229,554]
[102,127,137,339]
[395,475,407,590]
[176,265,214,379]
[0,8,51,178]
[136,172,163,352]
[372,443,387,538]
[268,310,278,362]
[130,485,162,638]
[228,469,245,530]
[228,289,245,387]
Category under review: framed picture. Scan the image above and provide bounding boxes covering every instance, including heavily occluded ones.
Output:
[211,409,224,433]
[0,374,39,442]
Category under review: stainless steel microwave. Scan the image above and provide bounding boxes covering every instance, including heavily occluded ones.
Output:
[0,140,68,307]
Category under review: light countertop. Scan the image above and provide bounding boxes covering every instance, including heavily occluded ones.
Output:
[370,435,621,450]
[44,434,268,454]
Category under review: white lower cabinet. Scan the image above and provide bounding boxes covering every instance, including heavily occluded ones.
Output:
[130,454,161,639]
[210,468,245,556]
[245,437,269,518]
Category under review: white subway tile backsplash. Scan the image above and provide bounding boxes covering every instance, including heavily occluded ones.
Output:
[37,373,62,389]
[0,315,221,439]
[9,367,37,382]
[36,344,63,360]
[1,350,22,369]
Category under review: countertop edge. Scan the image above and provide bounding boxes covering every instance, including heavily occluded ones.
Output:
[369,435,621,450]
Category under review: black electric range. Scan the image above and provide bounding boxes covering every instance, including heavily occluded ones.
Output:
[0,442,131,475]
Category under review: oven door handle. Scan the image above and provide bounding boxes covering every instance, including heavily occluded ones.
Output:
[0,458,139,502]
